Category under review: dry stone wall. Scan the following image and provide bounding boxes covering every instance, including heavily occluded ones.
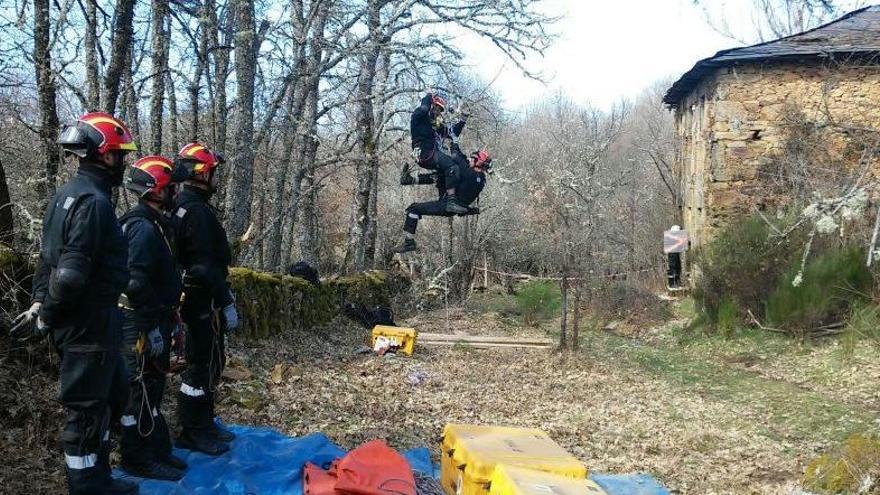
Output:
[673,61,880,246]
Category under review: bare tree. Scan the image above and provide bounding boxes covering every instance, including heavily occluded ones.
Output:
[33,0,60,202]
[102,0,135,113]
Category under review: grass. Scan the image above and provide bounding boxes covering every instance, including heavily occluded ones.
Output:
[585,329,875,444]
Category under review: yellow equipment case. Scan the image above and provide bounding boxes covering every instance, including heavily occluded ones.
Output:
[371,325,417,355]
[440,424,588,495]
[488,465,607,495]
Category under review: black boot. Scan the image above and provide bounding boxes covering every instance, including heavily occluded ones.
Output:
[393,238,417,253]
[158,452,188,470]
[107,477,140,495]
[122,460,184,482]
[444,195,468,215]
[208,421,236,442]
[176,429,229,456]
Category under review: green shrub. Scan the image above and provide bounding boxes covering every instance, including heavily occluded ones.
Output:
[766,246,872,330]
[515,280,561,326]
[716,297,739,339]
[840,304,880,358]
[693,215,802,330]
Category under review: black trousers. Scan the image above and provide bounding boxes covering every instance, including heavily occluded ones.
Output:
[404,199,451,235]
[119,309,173,466]
[418,146,460,192]
[53,307,129,495]
[667,252,682,288]
[177,288,225,432]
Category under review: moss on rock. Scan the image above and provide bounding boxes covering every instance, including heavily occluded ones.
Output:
[229,267,408,339]
[803,434,880,493]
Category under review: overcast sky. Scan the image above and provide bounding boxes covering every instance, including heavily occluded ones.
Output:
[455,0,862,110]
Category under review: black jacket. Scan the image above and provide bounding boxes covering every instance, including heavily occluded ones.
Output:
[120,202,182,329]
[174,186,233,307]
[33,163,129,328]
[410,94,436,152]
[426,144,485,205]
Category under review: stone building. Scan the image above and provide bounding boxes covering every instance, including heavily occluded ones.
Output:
[663,6,880,247]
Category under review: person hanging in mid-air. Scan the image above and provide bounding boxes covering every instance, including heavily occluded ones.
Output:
[393,146,492,253]
[118,156,189,481]
[410,91,470,215]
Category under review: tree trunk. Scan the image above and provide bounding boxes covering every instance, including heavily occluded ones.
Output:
[343,0,381,273]
[560,270,568,349]
[223,0,258,245]
[166,70,179,153]
[149,0,169,154]
[0,159,13,244]
[122,62,141,152]
[102,0,136,114]
[363,48,391,264]
[572,282,581,350]
[210,0,231,155]
[34,0,61,204]
[84,0,100,109]
[190,2,211,142]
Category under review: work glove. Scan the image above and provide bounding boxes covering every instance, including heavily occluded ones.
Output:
[222,302,239,334]
[145,327,164,358]
[10,302,49,340]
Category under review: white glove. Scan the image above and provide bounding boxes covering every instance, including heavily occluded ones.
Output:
[10,302,44,339]
[222,303,238,333]
[17,301,41,323]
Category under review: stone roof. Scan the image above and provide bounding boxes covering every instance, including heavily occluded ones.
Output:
[664,5,880,106]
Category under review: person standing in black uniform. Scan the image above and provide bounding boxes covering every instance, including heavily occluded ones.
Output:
[118,156,189,480]
[172,143,238,456]
[11,112,138,494]
[393,147,492,253]
[410,92,469,215]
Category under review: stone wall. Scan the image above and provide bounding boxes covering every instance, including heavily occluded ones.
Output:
[673,61,880,247]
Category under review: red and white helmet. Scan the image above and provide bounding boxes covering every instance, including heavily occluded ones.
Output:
[470,149,492,171]
[175,142,223,178]
[58,112,137,158]
[125,156,187,198]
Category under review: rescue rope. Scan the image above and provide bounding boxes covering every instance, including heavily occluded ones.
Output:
[136,352,157,437]
[208,309,223,393]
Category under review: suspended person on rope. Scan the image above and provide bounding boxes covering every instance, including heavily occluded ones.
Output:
[9,112,137,494]
[393,147,492,253]
[173,143,238,456]
[410,90,470,215]
[118,156,189,481]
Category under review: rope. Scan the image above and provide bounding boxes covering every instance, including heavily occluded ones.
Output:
[208,310,223,393]
[136,352,156,437]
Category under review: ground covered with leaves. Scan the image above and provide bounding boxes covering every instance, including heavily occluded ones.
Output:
[4,292,880,494]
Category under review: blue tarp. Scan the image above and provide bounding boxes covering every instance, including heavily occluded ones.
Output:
[121,424,666,495]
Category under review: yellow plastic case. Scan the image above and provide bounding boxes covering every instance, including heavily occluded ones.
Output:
[489,465,607,495]
[371,325,417,356]
[440,424,587,495]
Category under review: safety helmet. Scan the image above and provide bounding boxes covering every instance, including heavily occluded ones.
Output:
[125,156,188,198]
[431,93,447,112]
[58,112,137,159]
[671,225,682,232]
[470,149,492,171]
[175,142,223,179]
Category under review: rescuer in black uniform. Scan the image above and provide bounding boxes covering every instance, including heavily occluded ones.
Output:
[393,147,492,253]
[118,156,189,481]
[172,143,238,456]
[410,91,469,215]
[12,112,138,494]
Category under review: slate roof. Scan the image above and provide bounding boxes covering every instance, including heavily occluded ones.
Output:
[664,5,880,106]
